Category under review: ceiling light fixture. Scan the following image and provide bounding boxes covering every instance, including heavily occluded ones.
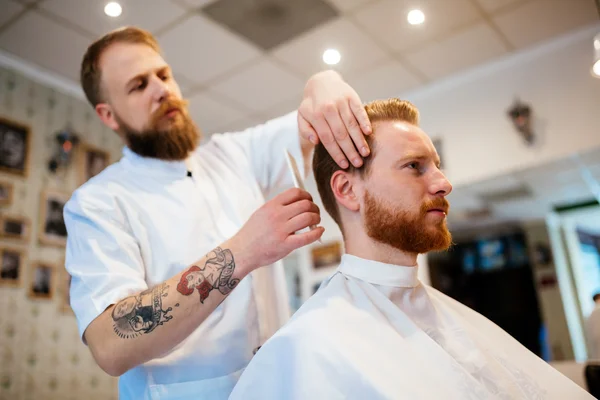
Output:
[592,32,600,78]
[104,2,122,18]
[407,9,425,25]
[323,49,341,66]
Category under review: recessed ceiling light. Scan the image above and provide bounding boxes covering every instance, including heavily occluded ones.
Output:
[407,9,425,25]
[104,2,122,18]
[322,49,341,65]
[593,60,600,78]
[593,33,600,78]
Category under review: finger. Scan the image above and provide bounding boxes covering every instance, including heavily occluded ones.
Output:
[348,94,372,135]
[276,187,313,206]
[286,226,325,249]
[304,104,348,169]
[323,104,363,168]
[339,99,370,159]
[298,114,319,145]
[283,199,320,220]
[287,212,321,234]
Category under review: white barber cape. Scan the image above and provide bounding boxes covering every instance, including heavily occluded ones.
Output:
[64,112,302,400]
[230,254,593,400]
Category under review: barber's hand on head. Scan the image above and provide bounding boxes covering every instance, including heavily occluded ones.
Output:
[298,70,372,169]
[232,188,324,272]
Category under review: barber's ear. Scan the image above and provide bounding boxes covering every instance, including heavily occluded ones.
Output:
[96,103,119,131]
[331,170,360,212]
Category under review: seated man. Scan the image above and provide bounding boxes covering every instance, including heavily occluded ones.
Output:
[229,98,592,399]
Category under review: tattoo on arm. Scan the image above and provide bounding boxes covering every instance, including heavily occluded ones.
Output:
[112,283,173,339]
[176,247,240,303]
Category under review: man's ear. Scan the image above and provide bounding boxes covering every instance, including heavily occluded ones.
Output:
[95,103,119,131]
[331,170,361,213]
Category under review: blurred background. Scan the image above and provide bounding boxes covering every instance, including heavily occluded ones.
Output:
[0,0,599,398]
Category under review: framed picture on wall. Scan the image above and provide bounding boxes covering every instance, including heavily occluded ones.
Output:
[0,246,24,287]
[0,214,30,241]
[0,117,30,177]
[311,241,342,269]
[28,261,55,300]
[78,143,110,185]
[39,190,69,247]
[0,180,14,206]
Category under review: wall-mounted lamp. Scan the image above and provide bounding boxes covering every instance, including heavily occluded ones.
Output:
[507,98,535,146]
[48,127,79,173]
[593,32,600,78]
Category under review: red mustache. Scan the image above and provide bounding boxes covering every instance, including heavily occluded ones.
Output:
[420,198,450,215]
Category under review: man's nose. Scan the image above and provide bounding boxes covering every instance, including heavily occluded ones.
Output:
[431,172,452,196]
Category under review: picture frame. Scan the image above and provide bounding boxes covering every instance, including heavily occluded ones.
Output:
[78,142,110,185]
[0,116,31,177]
[0,214,31,242]
[0,246,25,287]
[38,190,69,247]
[311,241,342,269]
[27,261,55,300]
[0,180,14,206]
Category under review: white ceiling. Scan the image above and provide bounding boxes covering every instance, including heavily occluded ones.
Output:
[447,145,600,230]
[0,0,598,136]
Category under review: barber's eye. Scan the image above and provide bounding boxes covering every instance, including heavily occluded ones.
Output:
[130,83,145,93]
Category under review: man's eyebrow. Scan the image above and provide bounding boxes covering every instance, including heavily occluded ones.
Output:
[395,153,441,167]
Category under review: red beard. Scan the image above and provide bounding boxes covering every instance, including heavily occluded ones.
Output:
[364,190,453,254]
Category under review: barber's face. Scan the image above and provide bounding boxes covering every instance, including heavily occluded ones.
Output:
[360,121,453,254]
[96,42,199,160]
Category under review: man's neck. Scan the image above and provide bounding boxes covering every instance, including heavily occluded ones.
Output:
[343,230,418,267]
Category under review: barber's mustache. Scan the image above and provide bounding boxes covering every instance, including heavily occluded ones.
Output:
[152,98,189,119]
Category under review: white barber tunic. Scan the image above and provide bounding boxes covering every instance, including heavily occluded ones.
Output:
[64,112,303,399]
[230,254,593,400]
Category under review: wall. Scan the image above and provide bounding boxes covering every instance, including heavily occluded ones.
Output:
[0,65,121,399]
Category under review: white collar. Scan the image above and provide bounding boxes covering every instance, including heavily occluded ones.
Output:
[120,146,195,179]
[337,254,420,288]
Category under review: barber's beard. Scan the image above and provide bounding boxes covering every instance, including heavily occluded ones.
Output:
[363,191,453,254]
[116,98,201,161]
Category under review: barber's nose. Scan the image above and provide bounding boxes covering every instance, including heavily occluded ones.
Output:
[152,77,171,102]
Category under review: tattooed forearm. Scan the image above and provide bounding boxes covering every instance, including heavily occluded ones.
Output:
[112,283,173,339]
[176,247,240,303]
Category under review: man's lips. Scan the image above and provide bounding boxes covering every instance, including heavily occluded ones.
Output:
[427,208,448,215]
